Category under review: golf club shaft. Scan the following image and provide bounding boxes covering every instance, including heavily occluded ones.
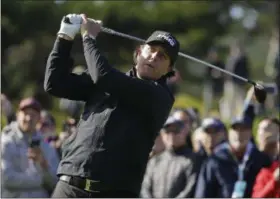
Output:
[101,27,255,85]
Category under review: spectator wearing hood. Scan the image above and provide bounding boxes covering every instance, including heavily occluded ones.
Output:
[195,116,272,198]
[141,115,198,198]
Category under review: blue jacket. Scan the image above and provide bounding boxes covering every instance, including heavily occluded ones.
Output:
[194,143,271,198]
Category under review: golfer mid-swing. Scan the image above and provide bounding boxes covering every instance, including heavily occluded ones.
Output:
[45,13,180,198]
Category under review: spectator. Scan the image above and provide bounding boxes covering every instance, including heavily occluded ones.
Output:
[37,110,57,140]
[149,132,165,158]
[203,47,225,116]
[1,94,16,124]
[199,118,227,155]
[193,118,228,176]
[191,127,205,153]
[223,41,250,119]
[252,159,280,198]
[1,97,60,198]
[257,118,279,160]
[195,116,271,198]
[172,107,201,151]
[141,116,198,198]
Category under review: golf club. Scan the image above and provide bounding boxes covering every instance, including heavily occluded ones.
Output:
[101,27,267,103]
[63,16,267,103]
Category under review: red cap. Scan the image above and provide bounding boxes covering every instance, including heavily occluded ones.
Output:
[19,97,42,112]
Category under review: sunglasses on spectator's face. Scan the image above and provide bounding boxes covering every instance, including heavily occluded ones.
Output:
[231,124,250,131]
[42,121,53,127]
[205,127,220,134]
[164,124,183,134]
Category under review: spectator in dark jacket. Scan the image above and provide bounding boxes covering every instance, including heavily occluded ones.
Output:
[203,47,225,116]
[199,117,227,156]
[141,116,198,198]
[46,14,179,198]
[195,117,271,198]
[223,41,250,119]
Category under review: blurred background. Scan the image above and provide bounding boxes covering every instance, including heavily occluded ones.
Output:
[1,1,279,131]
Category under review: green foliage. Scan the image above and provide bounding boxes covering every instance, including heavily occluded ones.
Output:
[1,1,277,116]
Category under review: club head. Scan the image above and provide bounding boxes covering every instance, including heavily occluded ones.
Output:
[254,83,267,104]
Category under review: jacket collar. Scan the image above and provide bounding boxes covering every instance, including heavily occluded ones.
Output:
[127,67,175,85]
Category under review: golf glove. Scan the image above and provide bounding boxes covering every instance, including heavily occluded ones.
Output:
[58,14,82,39]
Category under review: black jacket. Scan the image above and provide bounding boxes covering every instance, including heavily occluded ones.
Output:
[44,36,174,194]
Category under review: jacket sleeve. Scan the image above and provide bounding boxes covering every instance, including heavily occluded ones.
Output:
[82,36,173,115]
[194,160,218,198]
[140,158,156,198]
[252,170,277,198]
[242,100,255,126]
[1,135,43,189]
[176,161,197,198]
[44,37,95,101]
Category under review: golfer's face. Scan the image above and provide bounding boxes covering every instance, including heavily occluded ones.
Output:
[136,44,171,80]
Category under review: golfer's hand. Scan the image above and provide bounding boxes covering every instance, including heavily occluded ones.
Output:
[58,14,83,40]
[81,14,102,39]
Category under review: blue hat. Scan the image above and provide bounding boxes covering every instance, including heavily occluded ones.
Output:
[163,115,185,129]
[231,116,252,128]
[201,118,226,133]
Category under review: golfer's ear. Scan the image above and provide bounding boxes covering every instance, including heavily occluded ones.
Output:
[133,45,142,64]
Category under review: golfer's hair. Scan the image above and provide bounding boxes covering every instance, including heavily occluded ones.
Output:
[133,45,143,65]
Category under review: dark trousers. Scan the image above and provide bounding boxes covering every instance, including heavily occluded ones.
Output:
[52,180,138,198]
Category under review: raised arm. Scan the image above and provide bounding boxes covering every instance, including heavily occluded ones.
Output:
[44,14,96,101]
[44,37,95,101]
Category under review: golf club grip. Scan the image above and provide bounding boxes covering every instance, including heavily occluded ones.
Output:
[101,27,252,84]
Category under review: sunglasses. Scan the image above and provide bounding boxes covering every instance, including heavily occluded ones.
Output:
[164,124,184,134]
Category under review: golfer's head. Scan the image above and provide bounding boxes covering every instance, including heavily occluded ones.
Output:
[134,31,180,80]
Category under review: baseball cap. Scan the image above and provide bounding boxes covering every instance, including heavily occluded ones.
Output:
[145,30,180,66]
[201,118,226,133]
[231,116,252,129]
[162,115,185,133]
[19,97,42,112]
